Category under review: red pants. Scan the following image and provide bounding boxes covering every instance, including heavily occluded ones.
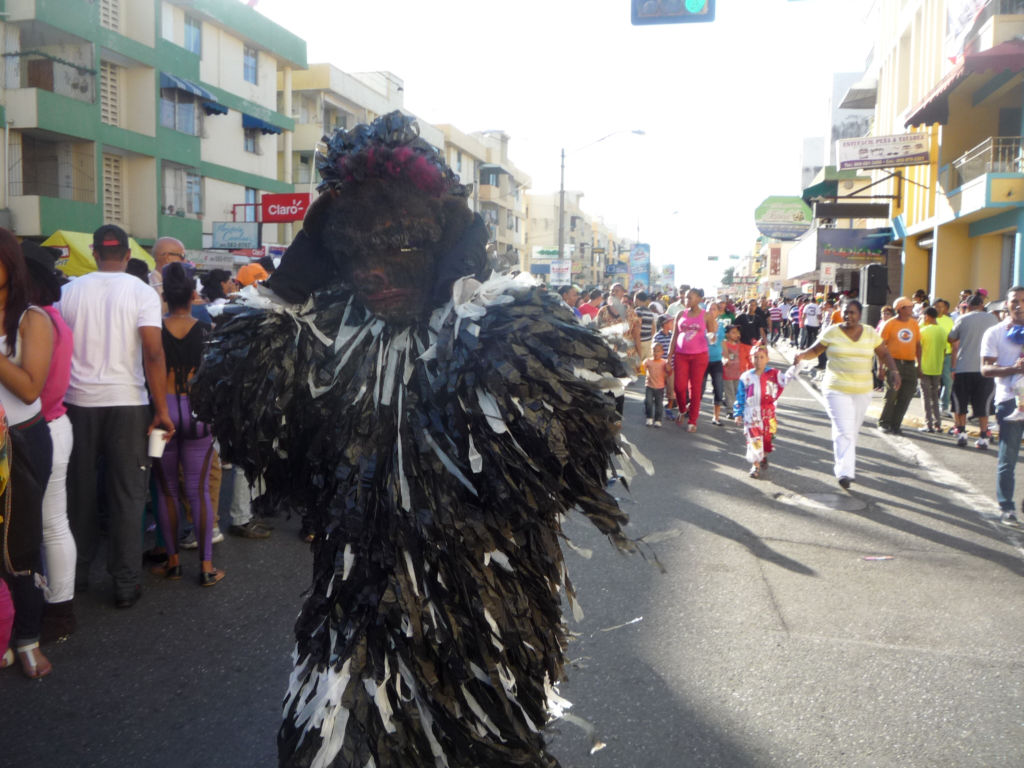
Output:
[674,352,708,426]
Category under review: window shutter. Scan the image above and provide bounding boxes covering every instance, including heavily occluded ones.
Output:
[100,62,120,126]
[99,0,121,32]
[103,153,124,227]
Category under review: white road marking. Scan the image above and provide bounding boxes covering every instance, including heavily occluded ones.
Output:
[787,371,1024,556]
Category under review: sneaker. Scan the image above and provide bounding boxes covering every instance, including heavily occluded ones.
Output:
[956,430,968,448]
[179,530,197,550]
[711,418,722,426]
[918,426,935,433]
[976,437,989,450]
[1000,512,1022,528]
[645,418,653,426]
[211,527,224,545]
[653,421,662,428]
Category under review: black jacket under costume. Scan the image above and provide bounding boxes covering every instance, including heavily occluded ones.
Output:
[191,219,650,768]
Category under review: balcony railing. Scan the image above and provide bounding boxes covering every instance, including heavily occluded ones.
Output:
[9,180,96,203]
[950,136,1023,188]
[5,52,96,103]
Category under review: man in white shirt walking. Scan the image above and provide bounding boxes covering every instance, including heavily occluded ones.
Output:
[60,225,173,608]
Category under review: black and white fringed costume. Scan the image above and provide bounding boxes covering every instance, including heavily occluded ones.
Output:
[191,112,652,768]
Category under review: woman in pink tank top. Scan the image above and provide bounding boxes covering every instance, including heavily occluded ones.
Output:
[668,289,716,431]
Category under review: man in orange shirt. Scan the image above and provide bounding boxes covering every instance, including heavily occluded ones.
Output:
[877,296,922,434]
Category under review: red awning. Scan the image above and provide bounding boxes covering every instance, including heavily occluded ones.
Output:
[904,38,1024,127]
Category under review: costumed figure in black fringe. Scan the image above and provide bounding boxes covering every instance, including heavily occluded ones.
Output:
[190,111,651,768]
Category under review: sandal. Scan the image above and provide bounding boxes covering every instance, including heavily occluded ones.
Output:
[687,424,697,433]
[199,569,225,587]
[16,642,52,679]
[0,648,13,668]
[150,563,183,579]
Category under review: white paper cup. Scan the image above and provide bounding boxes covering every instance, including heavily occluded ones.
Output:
[148,428,169,458]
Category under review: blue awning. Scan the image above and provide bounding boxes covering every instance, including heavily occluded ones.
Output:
[242,113,283,135]
[159,72,216,102]
[202,100,227,116]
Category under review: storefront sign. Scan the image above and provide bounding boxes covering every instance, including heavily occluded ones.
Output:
[754,196,813,240]
[837,133,930,171]
[260,193,312,223]
[818,228,889,265]
[550,260,572,284]
[212,221,259,250]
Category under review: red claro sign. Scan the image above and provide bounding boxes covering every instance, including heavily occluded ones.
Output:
[261,193,312,223]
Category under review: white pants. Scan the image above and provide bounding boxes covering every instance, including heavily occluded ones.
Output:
[42,414,77,603]
[227,465,256,526]
[823,390,872,480]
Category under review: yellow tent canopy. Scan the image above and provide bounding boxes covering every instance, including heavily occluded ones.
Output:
[42,230,155,277]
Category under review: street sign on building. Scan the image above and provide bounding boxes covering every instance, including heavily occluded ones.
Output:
[820,262,839,284]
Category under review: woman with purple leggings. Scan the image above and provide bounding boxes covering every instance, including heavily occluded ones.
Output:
[150,262,224,587]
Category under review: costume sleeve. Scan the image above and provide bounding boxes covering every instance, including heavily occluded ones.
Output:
[190,289,352,510]
[434,282,645,549]
[733,372,748,418]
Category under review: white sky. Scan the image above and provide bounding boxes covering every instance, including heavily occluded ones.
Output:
[253,0,874,291]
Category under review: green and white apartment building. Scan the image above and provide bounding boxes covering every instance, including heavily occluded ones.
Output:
[0,0,305,249]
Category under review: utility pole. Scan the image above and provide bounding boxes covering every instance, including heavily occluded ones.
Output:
[557,148,566,261]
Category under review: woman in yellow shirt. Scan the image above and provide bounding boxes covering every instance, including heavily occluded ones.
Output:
[794,300,899,489]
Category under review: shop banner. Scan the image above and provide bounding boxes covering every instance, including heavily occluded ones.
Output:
[550,259,572,284]
[629,244,651,289]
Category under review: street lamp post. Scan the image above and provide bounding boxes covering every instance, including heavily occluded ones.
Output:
[557,130,645,266]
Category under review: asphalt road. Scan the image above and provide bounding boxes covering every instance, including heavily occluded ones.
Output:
[4,356,1024,768]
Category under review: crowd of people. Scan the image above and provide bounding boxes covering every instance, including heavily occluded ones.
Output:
[5,220,1023,683]
[0,225,276,680]
[557,280,1023,512]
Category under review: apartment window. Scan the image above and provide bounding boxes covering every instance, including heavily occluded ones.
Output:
[163,162,202,216]
[100,62,121,126]
[506,211,514,229]
[184,16,202,56]
[243,46,258,84]
[456,150,463,174]
[244,187,257,222]
[483,171,498,186]
[297,155,312,185]
[160,88,198,135]
[244,128,259,154]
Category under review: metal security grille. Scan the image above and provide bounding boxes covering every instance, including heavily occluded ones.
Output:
[100,62,119,126]
[103,153,124,226]
[99,0,121,32]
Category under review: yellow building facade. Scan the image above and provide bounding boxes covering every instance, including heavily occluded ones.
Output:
[867,0,1024,300]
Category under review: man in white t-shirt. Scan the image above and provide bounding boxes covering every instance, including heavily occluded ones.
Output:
[799,299,821,348]
[60,224,173,608]
[981,285,1024,528]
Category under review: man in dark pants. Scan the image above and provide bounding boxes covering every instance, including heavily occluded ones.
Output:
[59,225,173,608]
[877,296,922,435]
